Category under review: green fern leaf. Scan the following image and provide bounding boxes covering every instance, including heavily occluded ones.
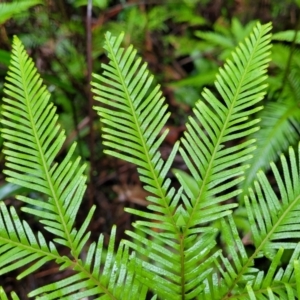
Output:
[0,287,20,300]
[0,201,61,279]
[0,0,42,24]
[210,217,300,299]
[272,30,300,44]
[215,145,300,298]
[1,36,145,299]
[1,36,90,252]
[179,22,272,228]
[240,101,300,201]
[92,32,184,298]
[246,145,300,252]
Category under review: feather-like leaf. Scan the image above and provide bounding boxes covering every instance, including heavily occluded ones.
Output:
[1,36,88,253]
[179,22,272,229]
[0,202,61,279]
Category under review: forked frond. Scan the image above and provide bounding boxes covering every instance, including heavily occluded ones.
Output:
[1,36,91,253]
[93,23,273,298]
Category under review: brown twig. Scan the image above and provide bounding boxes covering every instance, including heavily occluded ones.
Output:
[87,0,95,207]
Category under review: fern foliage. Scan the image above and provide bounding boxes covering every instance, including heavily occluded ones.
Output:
[2,21,300,299]
[91,22,281,299]
[239,40,300,201]
[0,0,42,25]
[0,36,145,299]
[240,100,300,200]
[211,145,300,299]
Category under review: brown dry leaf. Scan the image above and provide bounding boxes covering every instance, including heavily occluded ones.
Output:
[113,184,149,206]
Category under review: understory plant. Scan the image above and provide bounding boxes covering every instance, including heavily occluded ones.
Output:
[1,21,300,299]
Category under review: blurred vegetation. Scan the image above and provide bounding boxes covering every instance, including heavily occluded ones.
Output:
[1,0,300,295]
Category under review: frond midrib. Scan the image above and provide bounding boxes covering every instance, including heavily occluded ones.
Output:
[16,44,76,254]
[104,35,187,296]
[183,27,264,233]
[104,35,180,233]
[222,193,300,299]
[0,235,61,262]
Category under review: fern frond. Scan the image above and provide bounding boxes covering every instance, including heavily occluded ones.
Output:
[179,22,272,228]
[240,101,300,201]
[0,0,42,24]
[203,216,258,299]
[0,201,61,278]
[272,30,300,44]
[215,144,300,298]
[208,217,300,299]
[92,32,185,297]
[1,36,90,252]
[246,145,300,252]
[246,245,300,299]
[29,226,147,300]
[172,22,272,297]
[195,18,257,60]
[1,36,147,299]
[195,30,235,49]
[0,287,20,300]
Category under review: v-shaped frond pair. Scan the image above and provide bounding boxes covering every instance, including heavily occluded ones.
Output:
[92,23,273,298]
